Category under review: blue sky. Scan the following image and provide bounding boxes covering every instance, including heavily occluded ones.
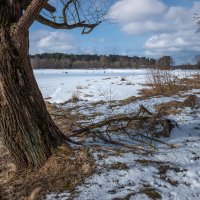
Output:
[30,0,200,64]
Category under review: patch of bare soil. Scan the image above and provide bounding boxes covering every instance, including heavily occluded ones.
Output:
[0,103,95,200]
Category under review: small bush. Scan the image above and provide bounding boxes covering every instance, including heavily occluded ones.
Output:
[142,68,186,96]
[71,92,80,103]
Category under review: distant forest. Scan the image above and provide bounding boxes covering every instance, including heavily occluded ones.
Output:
[30,53,200,69]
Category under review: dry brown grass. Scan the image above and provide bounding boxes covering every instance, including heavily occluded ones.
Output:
[140,186,162,199]
[180,76,200,90]
[182,95,200,107]
[140,84,187,97]
[46,102,85,135]
[155,100,183,115]
[0,103,95,200]
[118,96,141,105]
[71,93,81,103]
[136,159,186,187]
[113,186,162,200]
[109,162,129,170]
[111,72,200,107]
[0,139,95,200]
[140,69,200,97]
[156,95,200,116]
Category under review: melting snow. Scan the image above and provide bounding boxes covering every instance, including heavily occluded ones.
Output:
[38,69,200,200]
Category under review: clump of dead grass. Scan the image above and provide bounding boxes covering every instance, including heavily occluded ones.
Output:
[0,144,95,200]
[140,186,162,200]
[71,92,81,103]
[46,102,84,135]
[141,69,200,97]
[182,95,200,108]
[135,159,186,187]
[118,96,140,105]
[156,95,200,116]
[91,100,106,106]
[140,84,187,97]
[113,185,162,200]
[109,162,129,170]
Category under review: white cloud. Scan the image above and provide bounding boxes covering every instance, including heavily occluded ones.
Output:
[30,30,108,55]
[122,21,167,35]
[111,0,200,60]
[110,0,166,22]
[30,30,79,54]
[144,30,200,56]
[110,0,167,35]
[111,0,200,35]
[91,37,106,44]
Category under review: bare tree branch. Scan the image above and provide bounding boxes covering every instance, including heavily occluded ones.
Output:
[16,0,110,35]
[43,2,56,13]
[71,105,175,152]
[36,14,100,32]
[194,13,200,32]
[36,0,111,34]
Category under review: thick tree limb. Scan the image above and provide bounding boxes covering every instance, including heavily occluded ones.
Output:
[21,0,56,13]
[16,0,47,34]
[43,2,56,13]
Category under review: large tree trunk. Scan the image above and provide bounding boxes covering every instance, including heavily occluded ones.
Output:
[0,2,70,169]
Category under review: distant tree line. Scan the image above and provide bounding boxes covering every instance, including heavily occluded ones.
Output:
[30,53,157,69]
[30,53,200,69]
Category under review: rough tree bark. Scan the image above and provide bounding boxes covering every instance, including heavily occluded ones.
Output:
[0,0,70,169]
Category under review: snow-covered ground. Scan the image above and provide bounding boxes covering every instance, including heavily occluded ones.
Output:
[34,69,197,103]
[34,69,147,102]
[34,69,200,200]
[72,94,200,200]
[46,93,200,200]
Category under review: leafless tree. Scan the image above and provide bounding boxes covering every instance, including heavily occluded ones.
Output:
[0,0,111,169]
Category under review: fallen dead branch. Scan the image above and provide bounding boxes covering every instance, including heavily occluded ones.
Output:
[71,105,176,153]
